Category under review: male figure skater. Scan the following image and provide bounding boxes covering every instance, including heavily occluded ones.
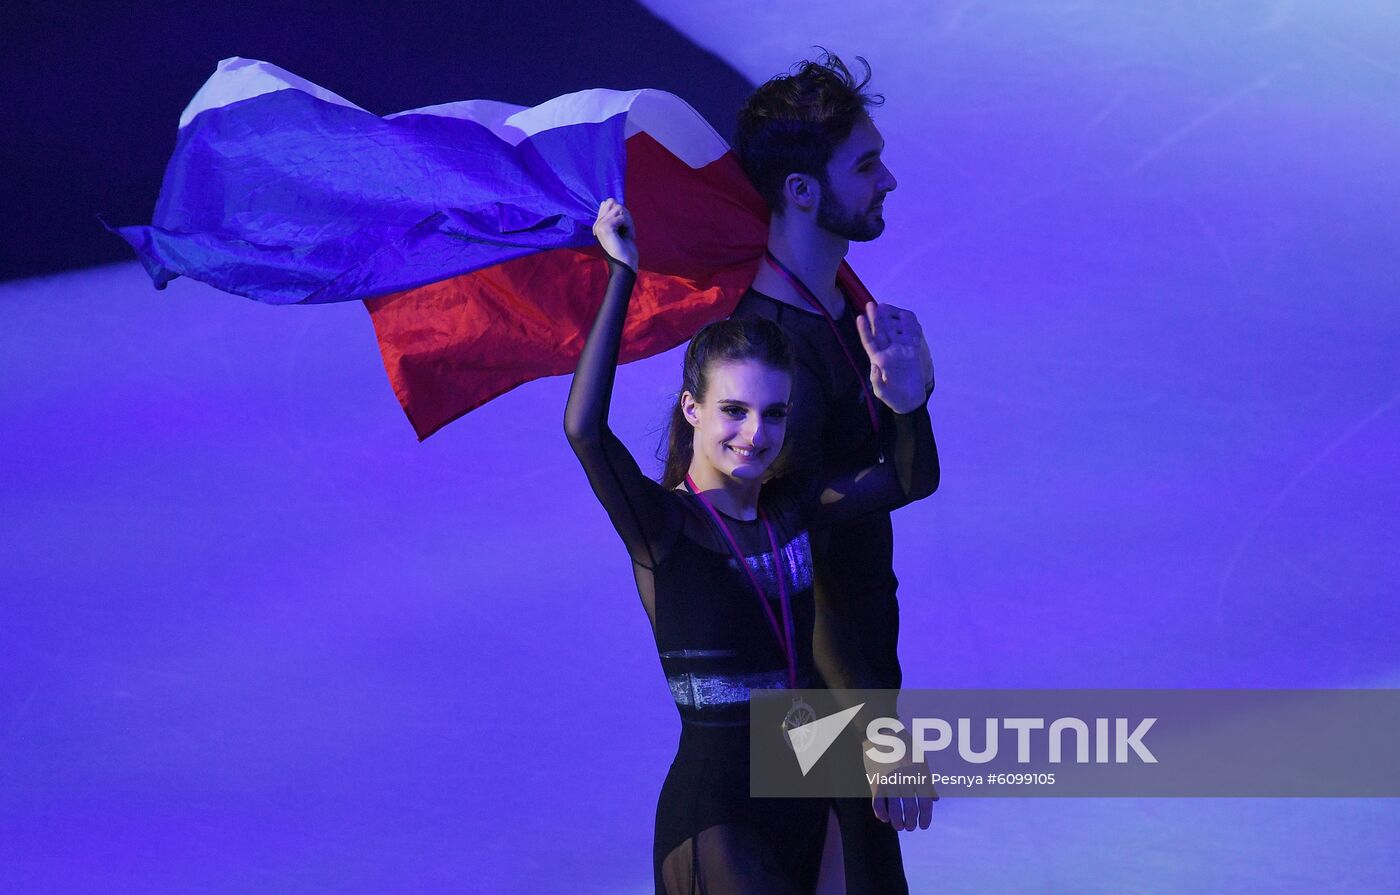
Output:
[730,52,938,893]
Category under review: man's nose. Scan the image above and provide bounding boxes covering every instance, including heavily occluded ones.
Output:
[881,163,898,193]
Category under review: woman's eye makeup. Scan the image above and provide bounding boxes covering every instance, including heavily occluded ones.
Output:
[718,405,786,419]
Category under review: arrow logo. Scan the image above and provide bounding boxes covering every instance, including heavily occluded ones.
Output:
[787,703,865,776]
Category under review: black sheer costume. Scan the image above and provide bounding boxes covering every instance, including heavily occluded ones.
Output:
[730,286,941,895]
[564,257,937,894]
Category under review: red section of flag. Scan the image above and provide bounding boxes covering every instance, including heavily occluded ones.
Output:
[365,130,876,440]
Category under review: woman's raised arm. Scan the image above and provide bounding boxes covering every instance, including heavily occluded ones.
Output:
[563,201,680,569]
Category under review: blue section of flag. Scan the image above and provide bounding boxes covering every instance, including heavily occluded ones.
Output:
[116,89,626,304]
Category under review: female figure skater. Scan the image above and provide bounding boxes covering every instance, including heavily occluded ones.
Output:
[565,200,937,894]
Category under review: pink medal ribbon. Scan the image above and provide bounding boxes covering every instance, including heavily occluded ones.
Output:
[763,250,884,449]
[684,474,798,689]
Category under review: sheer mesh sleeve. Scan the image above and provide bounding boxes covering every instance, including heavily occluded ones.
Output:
[807,403,939,529]
[801,404,938,743]
[564,257,682,570]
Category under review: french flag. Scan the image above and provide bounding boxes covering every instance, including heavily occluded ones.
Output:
[116,57,873,439]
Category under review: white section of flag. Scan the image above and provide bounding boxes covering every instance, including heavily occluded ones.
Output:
[180,57,367,129]
[179,57,729,169]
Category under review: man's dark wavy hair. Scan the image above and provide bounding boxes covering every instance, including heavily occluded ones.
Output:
[734,50,885,213]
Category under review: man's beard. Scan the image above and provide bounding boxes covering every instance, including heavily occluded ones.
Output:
[817,184,885,242]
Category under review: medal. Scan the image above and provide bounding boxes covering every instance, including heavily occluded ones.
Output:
[782,696,817,752]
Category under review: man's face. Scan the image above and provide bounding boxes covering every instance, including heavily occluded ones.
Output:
[817,114,898,242]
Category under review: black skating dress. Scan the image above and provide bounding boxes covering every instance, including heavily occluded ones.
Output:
[564,257,937,894]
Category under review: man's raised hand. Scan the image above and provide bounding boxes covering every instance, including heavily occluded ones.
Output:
[856,302,929,414]
[876,303,934,395]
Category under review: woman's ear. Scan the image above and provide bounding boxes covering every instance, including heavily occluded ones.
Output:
[681,391,699,427]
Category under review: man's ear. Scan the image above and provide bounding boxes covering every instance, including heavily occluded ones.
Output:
[783,173,818,212]
[681,391,700,427]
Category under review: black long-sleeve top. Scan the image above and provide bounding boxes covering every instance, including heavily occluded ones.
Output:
[730,286,941,695]
[564,257,937,724]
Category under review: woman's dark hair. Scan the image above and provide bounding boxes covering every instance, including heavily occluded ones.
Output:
[734,49,885,213]
[659,317,794,489]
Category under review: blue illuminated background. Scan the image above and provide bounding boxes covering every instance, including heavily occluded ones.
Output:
[3,2,1397,891]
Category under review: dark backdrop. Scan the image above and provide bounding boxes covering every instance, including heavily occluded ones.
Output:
[1,0,753,282]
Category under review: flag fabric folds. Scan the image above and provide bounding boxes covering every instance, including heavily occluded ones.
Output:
[116,57,875,439]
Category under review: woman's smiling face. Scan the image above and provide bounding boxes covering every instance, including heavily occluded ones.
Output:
[683,359,791,484]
